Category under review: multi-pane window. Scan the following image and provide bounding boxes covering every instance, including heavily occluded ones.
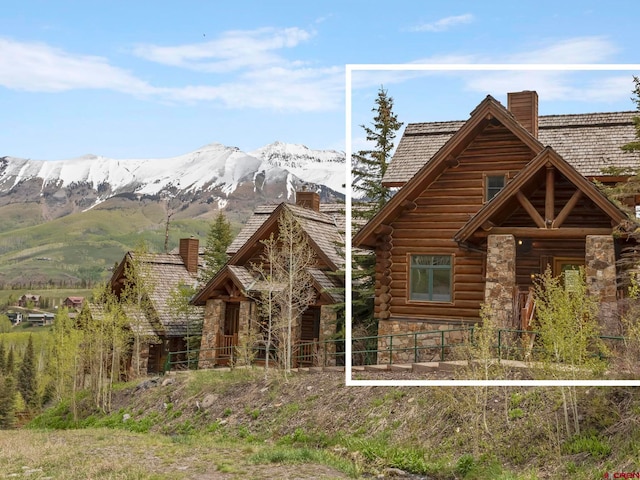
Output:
[485,174,506,201]
[409,255,452,302]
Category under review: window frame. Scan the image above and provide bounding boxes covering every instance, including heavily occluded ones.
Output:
[407,254,453,303]
[483,173,507,202]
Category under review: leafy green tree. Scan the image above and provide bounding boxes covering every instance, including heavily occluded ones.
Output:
[351,86,403,334]
[121,241,156,377]
[49,308,83,406]
[252,209,316,374]
[531,267,606,437]
[198,212,233,285]
[0,315,11,333]
[168,281,201,369]
[17,335,38,409]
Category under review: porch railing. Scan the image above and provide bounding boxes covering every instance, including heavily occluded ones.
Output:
[162,328,627,373]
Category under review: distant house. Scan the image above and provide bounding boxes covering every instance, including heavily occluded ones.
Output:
[63,296,85,310]
[18,294,40,308]
[106,238,205,374]
[7,312,23,325]
[27,312,54,326]
[192,191,344,368]
[352,90,640,362]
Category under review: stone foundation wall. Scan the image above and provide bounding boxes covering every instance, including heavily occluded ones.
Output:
[374,319,469,365]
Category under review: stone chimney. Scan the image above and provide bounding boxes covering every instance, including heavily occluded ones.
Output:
[295,190,320,212]
[179,237,199,274]
[507,91,538,138]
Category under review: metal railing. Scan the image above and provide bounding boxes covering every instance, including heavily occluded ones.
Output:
[162,328,627,373]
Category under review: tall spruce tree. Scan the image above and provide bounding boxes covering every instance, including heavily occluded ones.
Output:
[351,87,403,334]
[198,212,233,285]
[17,335,38,409]
[0,374,16,429]
[0,341,5,374]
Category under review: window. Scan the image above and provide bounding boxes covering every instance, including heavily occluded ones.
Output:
[485,174,506,201]
[409,255,452,302]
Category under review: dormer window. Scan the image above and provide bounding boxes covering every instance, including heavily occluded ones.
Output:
[485,174,506,202]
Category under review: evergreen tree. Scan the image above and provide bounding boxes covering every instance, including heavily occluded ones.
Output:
[352,86,403,213]
[198,212,233,285]
[351,86,403,334]
[622,76,640,153]
[6,346,14,375]
[17,335,38,409]
[0,341,5,374]
[0,374,16,429]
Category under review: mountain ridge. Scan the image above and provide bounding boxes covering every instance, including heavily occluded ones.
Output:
[0,141,346,287]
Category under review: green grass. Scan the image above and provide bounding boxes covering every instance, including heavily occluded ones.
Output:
[0,202,216,287]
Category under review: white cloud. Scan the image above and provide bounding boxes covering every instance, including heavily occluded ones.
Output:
[0,28,345,113]
[409,14,474,33]
[0,38,157,95]
[132,27,314,73]
[165,65,344,111]
[504,36,618,64]
[460,37,632,104]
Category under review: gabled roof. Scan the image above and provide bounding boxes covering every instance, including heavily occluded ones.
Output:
[454,147,632,244]
[191,264,343,306]
[193,201,345,306]
[385,110,640,185]
[110,251,204,337]
[353,95,544,248]
[230,202,344,271]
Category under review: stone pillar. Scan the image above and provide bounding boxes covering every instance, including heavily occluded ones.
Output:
[484,234,516,328]
[585,235,618,336]
[198,299,224,369]
[319,305,337,366]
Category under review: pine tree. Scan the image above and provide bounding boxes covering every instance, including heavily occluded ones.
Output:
[622,76,640,153]
[0,341,5,374]
[352,86,403,213]
[198,212,233,285]
[351,86,403,334]
[17,335,38,409]
[6,346,14,375]
[0,374,16,429]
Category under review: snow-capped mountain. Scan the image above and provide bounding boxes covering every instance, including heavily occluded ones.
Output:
[0,142,346,219]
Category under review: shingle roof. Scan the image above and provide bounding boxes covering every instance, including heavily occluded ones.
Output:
[308,268,344,303]
[129,253,204,337]
[228,202,345,269]
[87,303,158,338]
[384,111,640,185]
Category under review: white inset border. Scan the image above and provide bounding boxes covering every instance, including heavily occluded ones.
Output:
[345,63,640,387]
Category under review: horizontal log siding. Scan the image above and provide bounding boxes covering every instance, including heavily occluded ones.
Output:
[378,124,536,324]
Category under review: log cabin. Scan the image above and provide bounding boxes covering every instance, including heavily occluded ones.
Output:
[192,191,344,368]
[352,91,640,359]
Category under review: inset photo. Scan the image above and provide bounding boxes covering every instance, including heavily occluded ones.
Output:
[346,65,640,385]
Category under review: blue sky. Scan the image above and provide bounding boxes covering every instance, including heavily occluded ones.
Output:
[0,1,638,160]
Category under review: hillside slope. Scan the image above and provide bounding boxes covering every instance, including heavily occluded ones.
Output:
[29,368,640,479]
